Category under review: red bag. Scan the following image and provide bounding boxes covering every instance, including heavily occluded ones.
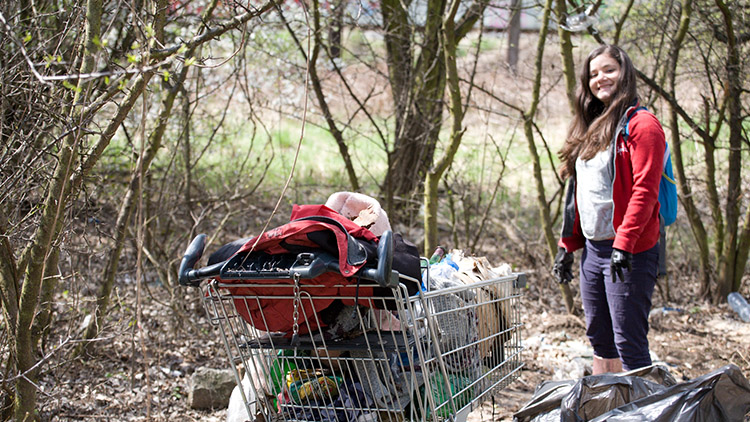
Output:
[220,204,380,334]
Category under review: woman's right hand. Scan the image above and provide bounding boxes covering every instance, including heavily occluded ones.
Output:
[553,247,574,284]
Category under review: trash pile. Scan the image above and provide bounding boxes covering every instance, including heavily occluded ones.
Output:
[514,364,750,421]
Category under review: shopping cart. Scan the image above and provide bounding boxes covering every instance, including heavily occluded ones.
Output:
[179,230,526,422]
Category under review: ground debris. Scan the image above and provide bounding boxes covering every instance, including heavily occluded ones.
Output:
[33,279,750,422]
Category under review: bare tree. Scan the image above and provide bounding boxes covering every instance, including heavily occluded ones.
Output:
[423,0,473,254]
[0,0,278,416]
[381,0,489,218]
[279,0,361,191]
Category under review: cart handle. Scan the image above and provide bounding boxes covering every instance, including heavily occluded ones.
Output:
[178,230,400,288]
[361,229,399,288]
[178,234,221,287]
[291,230,397,287]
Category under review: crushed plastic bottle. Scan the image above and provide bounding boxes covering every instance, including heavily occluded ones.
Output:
[727,292,750,323]
[560,5,599,32]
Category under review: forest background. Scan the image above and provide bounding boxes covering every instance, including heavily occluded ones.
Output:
[1,0,749,420]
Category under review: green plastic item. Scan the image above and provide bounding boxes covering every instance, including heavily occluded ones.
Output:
[268,350,298,395]
[420,373,474,418]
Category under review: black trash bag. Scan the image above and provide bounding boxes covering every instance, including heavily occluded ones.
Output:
[512,379,577,422]
[591,364,750,422]
[561,365,677,421]
[514,365,750,422]
[514,365,675,422]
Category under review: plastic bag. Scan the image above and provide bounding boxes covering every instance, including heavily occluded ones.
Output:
[514,364,750,422]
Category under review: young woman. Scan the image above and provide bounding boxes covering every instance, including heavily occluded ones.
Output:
[552,45,666,375]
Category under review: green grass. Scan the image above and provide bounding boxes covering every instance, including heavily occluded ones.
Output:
[457,32,503,58]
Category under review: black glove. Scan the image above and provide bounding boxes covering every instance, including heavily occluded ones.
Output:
[553,247,574,284]
[610,248,633,283]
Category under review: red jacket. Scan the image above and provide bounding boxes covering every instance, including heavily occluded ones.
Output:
[559,106,665,254]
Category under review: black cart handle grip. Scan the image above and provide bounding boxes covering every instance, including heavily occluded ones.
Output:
[358,230,399,288]
[179,234,207,287]
[178,230,400,288]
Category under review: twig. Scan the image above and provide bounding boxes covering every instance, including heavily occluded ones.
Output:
[0,10,52,85]
[0,335,114,384]
[730,350,749,367]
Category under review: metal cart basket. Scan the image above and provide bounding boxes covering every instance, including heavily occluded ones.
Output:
[179,231,525,422]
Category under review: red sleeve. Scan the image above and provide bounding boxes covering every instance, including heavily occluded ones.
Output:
[558,208,585,253]
[612,112,665,252]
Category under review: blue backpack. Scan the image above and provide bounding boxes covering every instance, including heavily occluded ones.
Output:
[624,107,678,226]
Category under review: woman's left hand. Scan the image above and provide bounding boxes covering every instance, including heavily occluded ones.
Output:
[610,249,632,282]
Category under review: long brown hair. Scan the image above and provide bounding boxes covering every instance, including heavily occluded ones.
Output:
[558,45,638,179]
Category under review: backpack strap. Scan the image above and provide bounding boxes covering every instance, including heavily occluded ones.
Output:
[622,106,675,185]
[622,106,649,140]
[609,105,645,183]
[662,172,677,185]
[661,141,677,185]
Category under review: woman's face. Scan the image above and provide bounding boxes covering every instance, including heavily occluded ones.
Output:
[588,53,621,105]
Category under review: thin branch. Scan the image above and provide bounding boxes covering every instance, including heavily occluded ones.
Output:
[149,0,281,60]
[0,10,53,86]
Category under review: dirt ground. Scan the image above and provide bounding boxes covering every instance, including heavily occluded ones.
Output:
[33,270,750,421]
[468,291,750,421]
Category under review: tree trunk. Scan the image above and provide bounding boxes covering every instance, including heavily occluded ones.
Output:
[553,3,576,315]
[82,180,138,345]
[735,206,750,292]
[31,246,60,352]
[277,0,360,192]
[661,0,712,295]
[0,209,19,341]
[0,211,19,421]
[79,0,216,348]
[381,0,413,149]
[82,43,196,347]
[328,0,344,59]
[715,0,742,303]
[310,0,360,191]
[14,0,103,416]
[555,0,576,113]
[702,100,724,267]
[381,0,413,214]
[15,124,79,422]
[424,0,465,254]
[182,91,193,213]
[382,0,447,217]
[382,0,486,219]
[507,0,521,73]
[524,0,575,314]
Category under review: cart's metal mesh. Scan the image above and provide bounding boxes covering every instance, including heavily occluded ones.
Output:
[201,272,524,422]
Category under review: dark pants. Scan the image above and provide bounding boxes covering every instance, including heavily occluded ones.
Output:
[580,239,658,371]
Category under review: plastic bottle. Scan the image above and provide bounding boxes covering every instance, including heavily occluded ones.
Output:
[429,246,446,265]
[727,292,750,323]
